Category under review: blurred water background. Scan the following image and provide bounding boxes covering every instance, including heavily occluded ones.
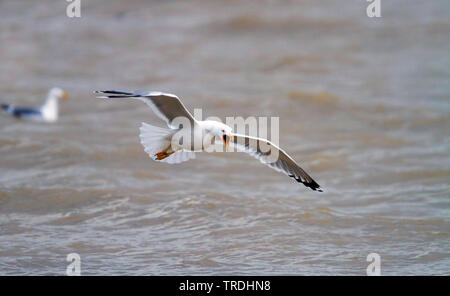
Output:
[0,0,449,275]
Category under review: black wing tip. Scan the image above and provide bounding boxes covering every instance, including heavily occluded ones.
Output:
[289,175,323,192]
[94,90,134,95]
[94,90,141,99]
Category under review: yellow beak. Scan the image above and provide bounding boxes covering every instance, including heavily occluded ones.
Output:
[62,92,69,100]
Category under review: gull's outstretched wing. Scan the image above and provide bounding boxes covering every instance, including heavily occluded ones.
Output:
[230,134,323,192]
[95,90,196,129]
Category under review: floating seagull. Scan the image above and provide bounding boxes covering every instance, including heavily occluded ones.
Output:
[1,87,68,123]
[95,90,322,191]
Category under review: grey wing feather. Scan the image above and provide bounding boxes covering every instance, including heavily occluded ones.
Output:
[231,134,323,192]
[95,90,196,129]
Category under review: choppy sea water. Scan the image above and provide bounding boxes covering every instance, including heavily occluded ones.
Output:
[0,0,449,275]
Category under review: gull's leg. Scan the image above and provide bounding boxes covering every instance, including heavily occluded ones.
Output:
[155,147,175,160]
[155,151,174,160]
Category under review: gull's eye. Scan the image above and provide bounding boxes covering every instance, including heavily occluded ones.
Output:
[222,129,225,133]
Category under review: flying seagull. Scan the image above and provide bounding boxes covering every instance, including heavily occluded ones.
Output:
[95,90,323,191]
[1,87,68,123]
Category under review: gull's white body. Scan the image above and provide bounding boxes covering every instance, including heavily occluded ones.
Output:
[139,119,231,164]
[185,120,233,152]
[96,90,323,191]
[41,89,61,122]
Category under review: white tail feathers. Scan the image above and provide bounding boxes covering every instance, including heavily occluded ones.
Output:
[139,122,195,164]
[139,122,173,158]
